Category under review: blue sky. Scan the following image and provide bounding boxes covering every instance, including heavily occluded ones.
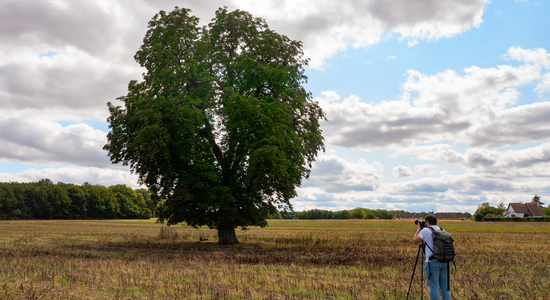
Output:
[1,0,549,213]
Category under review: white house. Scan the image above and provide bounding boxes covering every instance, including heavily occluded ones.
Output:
[503,203,545,218]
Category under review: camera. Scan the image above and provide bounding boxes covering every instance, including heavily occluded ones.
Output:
[415,219,425,229]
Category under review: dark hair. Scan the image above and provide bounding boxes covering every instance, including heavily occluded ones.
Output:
[425,214,437,225]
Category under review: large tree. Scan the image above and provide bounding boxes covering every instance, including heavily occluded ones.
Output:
[104,7,325,244]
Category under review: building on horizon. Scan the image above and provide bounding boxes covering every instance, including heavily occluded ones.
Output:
[503,203,545,218]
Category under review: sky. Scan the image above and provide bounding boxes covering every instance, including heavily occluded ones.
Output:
[1,0,549,213]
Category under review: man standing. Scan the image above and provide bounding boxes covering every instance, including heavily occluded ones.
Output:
[412,214,451,300]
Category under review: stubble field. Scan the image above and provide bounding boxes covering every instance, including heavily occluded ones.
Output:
[0,219,549,299]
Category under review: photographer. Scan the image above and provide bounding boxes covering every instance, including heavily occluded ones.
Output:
[412,214,451,300]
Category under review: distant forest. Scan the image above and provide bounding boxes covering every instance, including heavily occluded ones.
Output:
[288,208,403,220]
[0,179,156,220]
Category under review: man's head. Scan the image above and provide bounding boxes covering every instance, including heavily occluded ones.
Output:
[425,214,437,226]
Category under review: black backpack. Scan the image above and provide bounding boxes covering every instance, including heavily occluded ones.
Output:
[427,227,455,263]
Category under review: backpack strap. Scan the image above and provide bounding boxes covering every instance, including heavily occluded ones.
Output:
[425,227,439,261]
[428,226,443,232]
[422,231,435,261]
[426,227,436,252]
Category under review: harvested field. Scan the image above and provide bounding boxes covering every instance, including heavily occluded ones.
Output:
[0,219,549,299]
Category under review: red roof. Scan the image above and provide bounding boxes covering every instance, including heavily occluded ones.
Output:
[507,203,530,215]
[507,203,546,217]
[396,213,424,219]
[526,203,545,217]
[436,212,465,219]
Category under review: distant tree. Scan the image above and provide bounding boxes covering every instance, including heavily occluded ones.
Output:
[309,210,322,219]
[282,211,296,219]
[474,213,483,221]
[25,185,50,219]
[543,205,550,216]
[11,183,30,219]
[478,202,490,209]
[136,188,156,218]
[109,184,151,219]
[294,209,333,219]
[104,7,325,244]
[333,210,350,219]
[294,211,305,219]
[267,211,282,219]
[64,184,88,219]
[46,185,71,219]
[473,203,504,221]
[36,178,54,186]
[365,212,377,219]
[532,194,544,206]
[85,185,118,219]
[0,183,17,220]
[350,208,365,219]
[367,209,394,220]
[464,212,472,219]
[497,202,506,211]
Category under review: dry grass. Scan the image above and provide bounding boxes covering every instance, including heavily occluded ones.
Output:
[158,226,179,240]
[0,219,549,299]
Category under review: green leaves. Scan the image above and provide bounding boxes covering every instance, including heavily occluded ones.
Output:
[105,6,325,243]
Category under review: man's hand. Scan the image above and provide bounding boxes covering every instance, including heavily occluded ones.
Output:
[413,224,423,244]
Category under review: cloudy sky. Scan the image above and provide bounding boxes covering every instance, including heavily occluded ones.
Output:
[1,0,549,213]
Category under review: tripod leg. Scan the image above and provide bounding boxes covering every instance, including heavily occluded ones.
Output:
[406,244,422,300]
[421,244,424,300]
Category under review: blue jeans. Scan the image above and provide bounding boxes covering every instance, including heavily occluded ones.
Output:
[424,261,451,300]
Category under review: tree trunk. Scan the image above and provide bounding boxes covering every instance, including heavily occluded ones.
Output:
[218,225,238,244]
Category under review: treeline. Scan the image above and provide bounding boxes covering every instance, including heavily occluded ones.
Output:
[294,208,401,220]
[0,179,157,220]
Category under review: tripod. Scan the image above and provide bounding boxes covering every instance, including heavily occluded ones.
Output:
[406,243,425,300]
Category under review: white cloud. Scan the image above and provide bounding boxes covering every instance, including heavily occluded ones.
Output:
[317,47,550,150]
[535,73,550,94]
[392,165,413,177]
[391,142,550,180]
[505,46,550,68]
[408,40,419,47]
[217,0,489,69]
[386,55,397,59]
[0,47,140,121]
[0,167,140,188]
[414,164,439,175]
[0,119,111,167]
[389,144,464,163]
[302,155,384,193]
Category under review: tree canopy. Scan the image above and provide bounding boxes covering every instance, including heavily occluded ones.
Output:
[532,194,544,206]
[473,203,504,221]
[104,7,325,244]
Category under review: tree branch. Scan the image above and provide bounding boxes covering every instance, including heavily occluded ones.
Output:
[201,118,223,165]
